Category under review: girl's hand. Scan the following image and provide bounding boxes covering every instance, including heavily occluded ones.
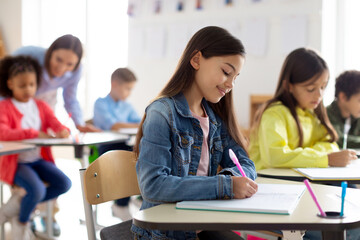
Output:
[232,176,258,199]
[76,124,101,133]
[38,131,50,138]
[56,129,70,138]
[328,149,358,167]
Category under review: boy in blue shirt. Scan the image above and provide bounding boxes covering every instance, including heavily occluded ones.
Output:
[93,67,141,220]
[93,67,140,131]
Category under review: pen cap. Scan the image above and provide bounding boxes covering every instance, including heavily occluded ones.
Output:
[229,149,237,165]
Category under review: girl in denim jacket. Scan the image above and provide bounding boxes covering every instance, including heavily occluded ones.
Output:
[131,26,257,240]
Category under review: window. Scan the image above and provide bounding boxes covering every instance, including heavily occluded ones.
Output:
[22,0,128,127]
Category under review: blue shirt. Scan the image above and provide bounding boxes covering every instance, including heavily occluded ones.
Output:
[93,94,141,130]
[131,93,256,240]
[12,46,84,125]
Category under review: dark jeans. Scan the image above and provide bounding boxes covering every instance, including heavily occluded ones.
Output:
[14,159,72,223]
[98,142,133,206]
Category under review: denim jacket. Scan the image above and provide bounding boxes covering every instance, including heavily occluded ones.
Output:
[131,93,256,240]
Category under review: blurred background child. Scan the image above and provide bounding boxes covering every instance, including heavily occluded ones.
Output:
[93,67,141,220]
[326,70,360,149]
[0,55,72,240]
[249,48,357,172]
[248,48,359,240]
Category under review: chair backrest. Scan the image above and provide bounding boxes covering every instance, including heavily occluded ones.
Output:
[83,150,140,205]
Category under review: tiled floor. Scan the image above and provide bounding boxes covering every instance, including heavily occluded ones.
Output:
[3,146,139,240]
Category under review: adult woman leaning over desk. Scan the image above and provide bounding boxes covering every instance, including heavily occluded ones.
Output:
[12,34,100,132]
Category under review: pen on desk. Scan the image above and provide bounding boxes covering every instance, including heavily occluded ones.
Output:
[340,181,347,217]
[343,117,351,149]
[304,179,326,217]
[229,149,247,177]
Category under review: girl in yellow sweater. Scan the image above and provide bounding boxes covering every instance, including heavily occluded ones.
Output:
[249,48,357,171]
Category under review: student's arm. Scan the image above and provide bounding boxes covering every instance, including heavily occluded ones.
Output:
[347,135,360,148]
[37,100,70,138]
[93,98,118,131]
[62,65,84,127]
[110,122,139,131]
[127,106,142,123]
[257,110,337,168]
[0,103,38,140]
[137,102,234,204]
[219,134,257,180]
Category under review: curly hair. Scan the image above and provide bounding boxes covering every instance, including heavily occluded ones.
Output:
[0,55,42,97]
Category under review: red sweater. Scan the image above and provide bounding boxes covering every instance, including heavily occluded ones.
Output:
[0,98,68,184]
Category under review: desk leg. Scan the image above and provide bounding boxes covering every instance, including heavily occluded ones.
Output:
[0,182,4,240]
[74,145,90,168]
[322,230,345,240]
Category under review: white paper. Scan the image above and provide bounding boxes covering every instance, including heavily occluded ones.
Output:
[281,15,308,55]
[118,128,138,135]
[145,26,166,59]
[294,160,360,180]
[176,184,305,215]
[167,24,189,59]
[129,27,145,59]
[242,18,268,56]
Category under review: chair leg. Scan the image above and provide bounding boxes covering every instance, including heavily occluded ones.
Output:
[45,200,53,237]
[0,182,5,240]
[80,168,97,240]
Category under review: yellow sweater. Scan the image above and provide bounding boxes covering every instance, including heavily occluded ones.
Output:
[249,102,339,170]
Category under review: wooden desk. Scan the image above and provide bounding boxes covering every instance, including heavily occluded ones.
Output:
[257,167,360,184]
[133,178,360,240]
[0,141,35,156]
[23,132,129,168]
[0,141,36,240]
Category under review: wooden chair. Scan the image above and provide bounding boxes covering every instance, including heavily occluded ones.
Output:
[249,94,273,126]
[80,150,140,240]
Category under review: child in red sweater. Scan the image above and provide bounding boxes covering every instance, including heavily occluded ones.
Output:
[0,55,71,240]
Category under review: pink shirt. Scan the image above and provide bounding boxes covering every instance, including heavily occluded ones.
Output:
[191,110,209,176]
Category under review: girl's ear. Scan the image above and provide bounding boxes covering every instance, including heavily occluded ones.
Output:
[7,79,14,90]
[190,51,202,70]
[282,79,292,93]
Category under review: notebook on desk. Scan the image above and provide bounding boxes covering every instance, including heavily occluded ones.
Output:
[294,160,360,181]
[176,183,305,215]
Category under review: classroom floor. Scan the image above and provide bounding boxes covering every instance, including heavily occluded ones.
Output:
[3,146,139,240]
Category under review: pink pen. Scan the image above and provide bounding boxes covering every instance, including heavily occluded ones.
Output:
[229,149,247,177]
[304,179,326,217]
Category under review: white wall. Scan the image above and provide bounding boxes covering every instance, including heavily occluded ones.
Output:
[128,0,324,129]
[0,0,22,53]
[0,0,325,129]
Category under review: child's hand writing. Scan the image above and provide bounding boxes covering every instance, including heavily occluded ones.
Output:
[38,131,52,138]
[232,176,258,199]
[56,129,70,138]
[328,149,358,167]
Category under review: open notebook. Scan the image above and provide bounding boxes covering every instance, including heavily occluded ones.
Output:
[176,183,305,215]
[294,160,360,180]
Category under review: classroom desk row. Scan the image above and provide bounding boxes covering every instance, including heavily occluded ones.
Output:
[0,131,130,240]
[132,177,360,240]
[3,135,360,240]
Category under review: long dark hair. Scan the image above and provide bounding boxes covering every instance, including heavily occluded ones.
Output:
[134,26,246,156]
[252,48,337,146]
[0,55,42,97]
[44,34,83,73]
